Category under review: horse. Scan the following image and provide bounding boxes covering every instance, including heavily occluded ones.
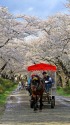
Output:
[30,75,44,111]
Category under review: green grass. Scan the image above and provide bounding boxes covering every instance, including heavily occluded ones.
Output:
[0,84,17,105]
[0,78,18,105]
[57,86,70,97]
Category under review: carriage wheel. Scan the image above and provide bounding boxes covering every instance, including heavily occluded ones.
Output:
[51,96,55,108]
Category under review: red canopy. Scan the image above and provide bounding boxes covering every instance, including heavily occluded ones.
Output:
[27,63,57,71]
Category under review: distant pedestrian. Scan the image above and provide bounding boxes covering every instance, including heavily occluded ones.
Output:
[18,81,22,90]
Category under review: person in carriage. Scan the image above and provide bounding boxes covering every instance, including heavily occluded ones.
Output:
[42,71,53,93]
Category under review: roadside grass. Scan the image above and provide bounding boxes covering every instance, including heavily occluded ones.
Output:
[57,86,70,97]
[0,77,18,116]
[0,84,17,105]
[0,77,18,105]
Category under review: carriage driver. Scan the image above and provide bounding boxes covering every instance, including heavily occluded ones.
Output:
[42,71,52,93]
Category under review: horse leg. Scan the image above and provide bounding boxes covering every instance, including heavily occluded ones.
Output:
[34,96,37,111]
[30,95,34,108]
[39,95,43,110]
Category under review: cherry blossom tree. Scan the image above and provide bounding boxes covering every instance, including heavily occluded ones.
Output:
[0,6,70,86]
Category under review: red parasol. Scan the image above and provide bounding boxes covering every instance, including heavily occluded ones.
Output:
[27,63,57,71]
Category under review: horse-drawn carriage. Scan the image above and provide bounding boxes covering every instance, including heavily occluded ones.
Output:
[27,63,57,110]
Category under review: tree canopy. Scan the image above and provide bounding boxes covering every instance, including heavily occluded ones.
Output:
[0,2,70,86]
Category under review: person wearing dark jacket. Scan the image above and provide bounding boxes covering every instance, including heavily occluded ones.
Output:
[42,72,52,92]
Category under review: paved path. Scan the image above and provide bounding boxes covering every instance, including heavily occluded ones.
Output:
[0,88,70,125]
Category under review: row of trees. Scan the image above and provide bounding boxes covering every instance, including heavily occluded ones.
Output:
[0,1,70,87]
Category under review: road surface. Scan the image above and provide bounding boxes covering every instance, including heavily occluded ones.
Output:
[0,88,70,125]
